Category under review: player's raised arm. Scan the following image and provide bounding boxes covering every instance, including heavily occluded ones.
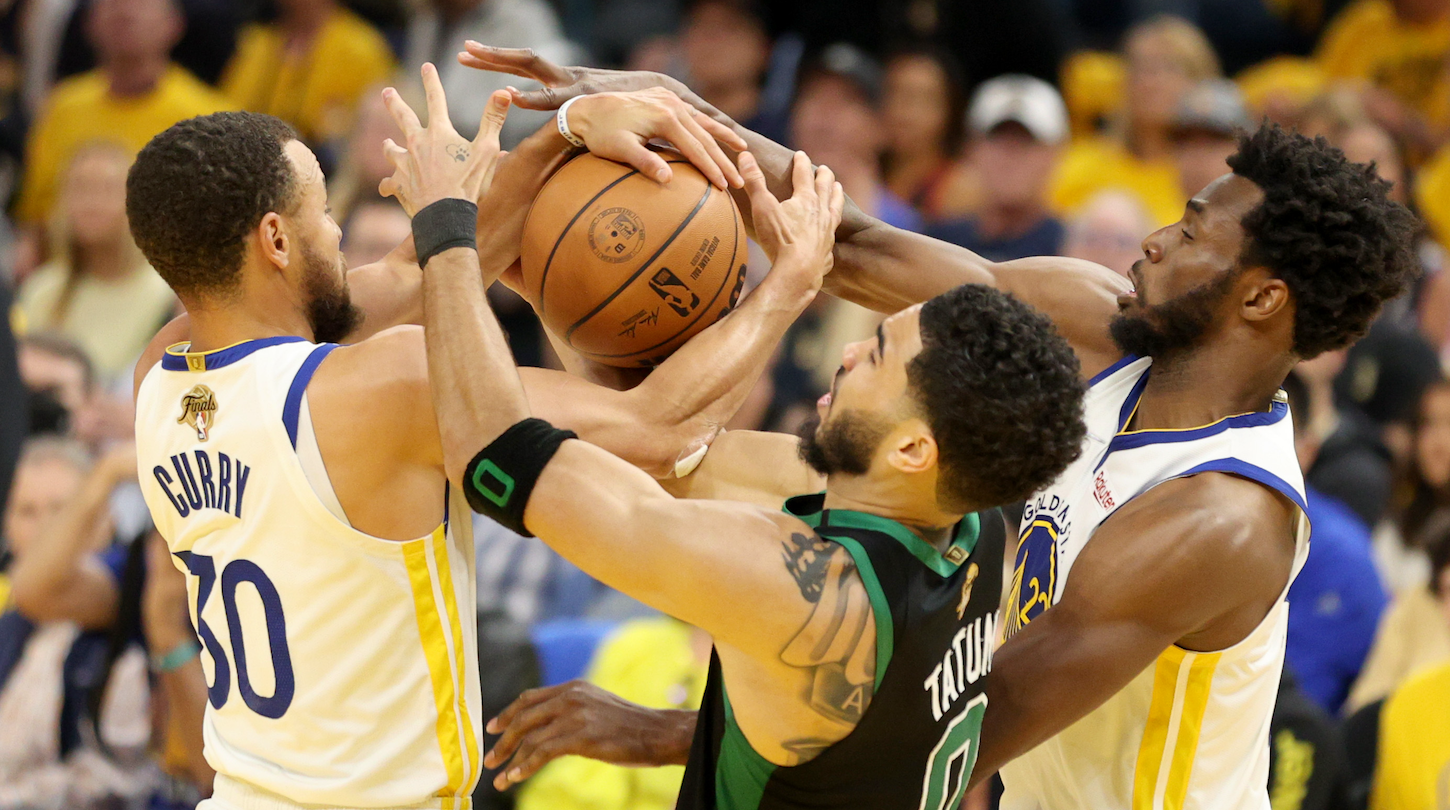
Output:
[457,44,1130,379]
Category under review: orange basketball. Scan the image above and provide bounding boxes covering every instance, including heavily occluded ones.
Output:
[520,152,748,367]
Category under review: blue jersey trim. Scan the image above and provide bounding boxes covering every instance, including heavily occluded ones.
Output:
[1107,400,1289,456]
[161,336,308,372]
[1176,457,1309,514]
[1088,354,1141,387]
[1117,372,1150,433]
[283,344,339,448]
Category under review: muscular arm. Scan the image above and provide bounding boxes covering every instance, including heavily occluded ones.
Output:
[967,473,1299,789]
[456,47,1134,379]
[660,429,821,507]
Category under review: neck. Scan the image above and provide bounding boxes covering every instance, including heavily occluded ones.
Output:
[184,285,314,353]
[822,479,958,551]
[105,56,168,97]
[975,200,1047,240]
[74,237,133,281]
[1132,343,1295,431]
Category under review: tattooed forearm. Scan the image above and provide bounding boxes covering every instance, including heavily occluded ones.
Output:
[778,532,877,732]
[781,737,835,765]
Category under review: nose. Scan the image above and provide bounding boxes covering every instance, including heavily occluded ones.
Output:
[1141,228,1166,262]
[842,339,868,371]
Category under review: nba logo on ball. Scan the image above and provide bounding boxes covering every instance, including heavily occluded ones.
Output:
[588,207,646,263]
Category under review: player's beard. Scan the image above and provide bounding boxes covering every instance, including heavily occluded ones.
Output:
[302,244,362,344]
[1109,266,1238,360]
[797,408,891,477]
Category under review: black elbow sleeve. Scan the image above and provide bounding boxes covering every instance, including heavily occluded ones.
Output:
[461,418,577,536]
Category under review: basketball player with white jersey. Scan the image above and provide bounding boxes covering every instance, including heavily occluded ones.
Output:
[128,68,837,810]
[459,49,1419,809]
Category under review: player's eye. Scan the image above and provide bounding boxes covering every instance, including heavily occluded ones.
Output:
[1182,227,1194,241]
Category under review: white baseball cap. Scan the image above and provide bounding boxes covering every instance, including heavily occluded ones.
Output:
[967,74,1069,145]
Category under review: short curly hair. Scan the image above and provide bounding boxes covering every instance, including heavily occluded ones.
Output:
[908,285,1086,511]
[127,112,300,299]
[1227,123,1419,358]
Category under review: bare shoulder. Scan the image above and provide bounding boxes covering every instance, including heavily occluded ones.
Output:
[314,324,429,399]
[134,315,191,401]
[308,325,440,466]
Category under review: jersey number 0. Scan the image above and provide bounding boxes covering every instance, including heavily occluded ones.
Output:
[176,551,296,718]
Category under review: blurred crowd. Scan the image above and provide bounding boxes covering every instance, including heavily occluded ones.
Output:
[3,0,1450,808]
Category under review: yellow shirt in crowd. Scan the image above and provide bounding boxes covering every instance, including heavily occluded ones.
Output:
[1417,145,1450,249]
[1371,661,1450,810]
[16,65,231,224]
[17,260,177,382]
[1048,137,1185,227]
[519,618,709,810]
[221,8,395,144]
[1318,0,1450,129]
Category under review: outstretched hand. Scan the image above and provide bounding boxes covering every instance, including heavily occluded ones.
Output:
[456,43,746,189]
[378,63,510,216]
[741,150,844,290]
[483,680,694,790]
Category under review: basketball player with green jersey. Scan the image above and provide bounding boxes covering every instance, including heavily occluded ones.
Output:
[381,82,1088,809]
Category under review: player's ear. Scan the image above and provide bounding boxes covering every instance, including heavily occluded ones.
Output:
[1240,269,1289,322]
[888,419,937,475]
[257,211,291,271]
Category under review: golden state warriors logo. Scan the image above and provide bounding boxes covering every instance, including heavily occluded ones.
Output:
[178,385,217,442]
[1004,516,1060,638]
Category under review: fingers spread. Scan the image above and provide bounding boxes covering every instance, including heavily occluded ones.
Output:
[683,109,742,188]
[420,63,451,130]
[461,42,574,85]
[739,151,775,209]
[382,87,422,138]
[696,112,749,152]
[620,140,673,184]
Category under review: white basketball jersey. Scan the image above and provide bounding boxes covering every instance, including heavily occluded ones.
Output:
[999,355,1310,810]
[135,337,481,809]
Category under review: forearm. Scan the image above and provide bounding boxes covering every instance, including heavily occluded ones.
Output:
[423,244,531,483]
[625,259,817,470]
[9,474,112,618]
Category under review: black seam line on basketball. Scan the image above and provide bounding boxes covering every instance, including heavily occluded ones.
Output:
[585,188,743,359]
[564,176,715,346]
[535,168,641,322]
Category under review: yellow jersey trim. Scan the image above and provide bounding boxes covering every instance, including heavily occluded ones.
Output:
[431,526,481,796]
[403,528,470,807]
[1131,647,1222,810]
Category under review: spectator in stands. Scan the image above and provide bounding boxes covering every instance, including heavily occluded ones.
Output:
[324,84,404,225]
[790,43,919,231]
[1266,670,1351,810]
[1171,80,1251,202]
[1317,0,1450,158]
[15,0,231,226]
[342,201,412,269]
[221,0,395,146]
[0,438,211,806]
[1369,659,1450,810]
[405,0,582,148]
[1294,348,1397,533]
[16,144,175,383]
[516,618,710,810]
[880,45,972,222]
[926,75,1068,261]
[1281,371,1388,715]
[1060,190,1155,278]
[1347,471,1450,712]
[673,0,783,144]
[19,333,134,449]
[1235,55,1328,126]
[0,283,23,523]
[1050,14,1222,227]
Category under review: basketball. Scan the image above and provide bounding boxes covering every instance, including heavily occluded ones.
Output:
[520,152,748,367]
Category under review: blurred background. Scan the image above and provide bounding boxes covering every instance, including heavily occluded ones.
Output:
[2,0,1450,808]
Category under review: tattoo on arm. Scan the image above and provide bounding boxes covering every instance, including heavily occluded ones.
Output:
[778,532,877,753]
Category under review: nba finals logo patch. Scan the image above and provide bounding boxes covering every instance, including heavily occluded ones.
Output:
[957,563,980,619]
[178,385,217,441]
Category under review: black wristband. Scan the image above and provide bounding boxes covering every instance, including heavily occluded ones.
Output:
[462,418,577,536]
[412,198,479,268]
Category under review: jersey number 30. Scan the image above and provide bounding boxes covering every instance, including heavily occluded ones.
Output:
[920,694,988,810]
[176,551,295,718]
